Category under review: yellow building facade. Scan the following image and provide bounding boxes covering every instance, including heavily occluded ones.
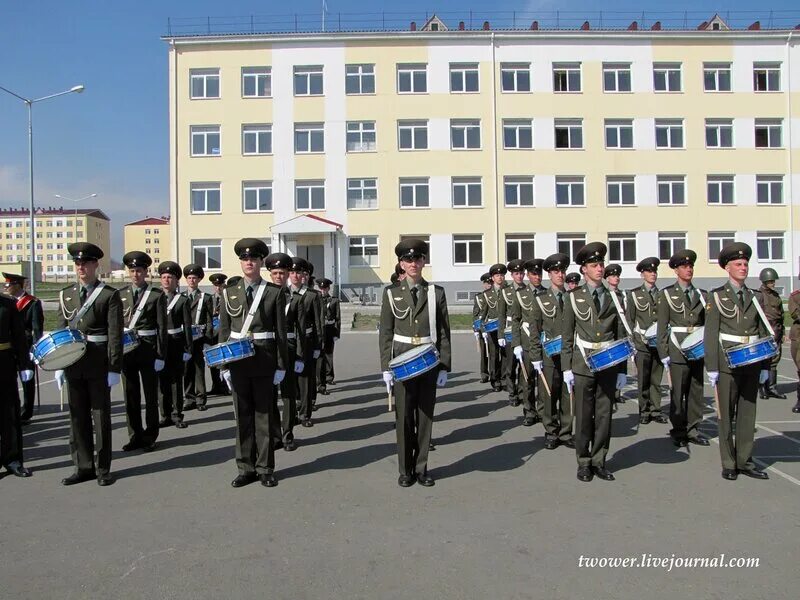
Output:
[123,216,171,275]
[164,22,799,300]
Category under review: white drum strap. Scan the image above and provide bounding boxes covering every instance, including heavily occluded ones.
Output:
[69,282,106,327]
[240,281,267,338]
[194,293,204,324]
[610,291,632,337]
[128,287,152,330]
[750,291,776,337]
[427,285,437,346]
[167,293,181,314]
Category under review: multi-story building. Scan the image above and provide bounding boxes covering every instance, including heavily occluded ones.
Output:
[0,206,111,277]
[123,216,171,275]
[164,13,799,301]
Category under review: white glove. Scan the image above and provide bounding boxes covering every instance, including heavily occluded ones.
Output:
[293,360,304,374]
[273,370,286,385]
[153,359,165,372]
[498,337,507,348]
[707,371,719,387]
[661,357,670,368]
[313,350,321,359]
[563,370,575,392]
[759,370,769,384]
[436,370,448,387]
[382,370,394,393]
[482,332,489,341]
[182,352,192,362]
[54,370,65,391]
[532,360,543,373]
[221,370,232,389]
[107,372,121,388]
[202,344,211,352]
[333,337,339,342]
[473,331,481,339]
[513,346,524,361]
[20,369,34,383]
[616,373,626,390]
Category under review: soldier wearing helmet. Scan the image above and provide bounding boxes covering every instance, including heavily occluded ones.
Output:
[755,268,786,400]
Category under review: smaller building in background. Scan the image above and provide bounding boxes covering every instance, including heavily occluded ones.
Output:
[123,216,171,275]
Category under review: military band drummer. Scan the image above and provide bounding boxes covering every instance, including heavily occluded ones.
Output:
[316,278,340,395]
[207,273,228,395]
[183,263,214,411]
[479,263,508,392]
[499,259,528,411]
[473,273,492,384]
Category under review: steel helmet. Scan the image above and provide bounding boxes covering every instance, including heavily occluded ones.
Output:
[759,268,779,283]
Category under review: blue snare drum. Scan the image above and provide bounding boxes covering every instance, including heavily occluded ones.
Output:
[504,329,513,343]
[203,338,255,368]
[585,338,634,373]
[32,329,86,371]
[644,323,658,348]
[724,336,778,369]
[679,329,705,361]
[483,318,499,333]
[540,333,562,357]
[388,343,440,382]
[122,329,139,354]
[191,324,205,341]
[212,316,220,333]
[473,318,483,330]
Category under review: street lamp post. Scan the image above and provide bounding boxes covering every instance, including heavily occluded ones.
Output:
[54,193,98,243]
[0,84,85,295]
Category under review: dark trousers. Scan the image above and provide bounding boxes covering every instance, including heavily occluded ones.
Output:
[0,380,24,467]
[159,342,186,424]
[542,356,572,441]
[20,371,36,421]
[231,374,275,475]
[504,341,523,401]
[477,334,488,379]
[395,368,437,476]
[487,331,502,384]
[122,341,160,443]
[298,358,317,419]
[209,365,224,392]
[317,327,336,389]
[272,355,299,445]
[717,366,759,471]
[668,360,705,440]
[574,369,616,468]
[636,348,665,416]
[184,338,208,404]
[66,376,112,476]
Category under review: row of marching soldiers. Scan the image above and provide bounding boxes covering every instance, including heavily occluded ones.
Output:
[0,239,340,487]
[472,241,795,482]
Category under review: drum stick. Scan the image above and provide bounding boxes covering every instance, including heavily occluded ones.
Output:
[538,370,551,398]
[35,367,41,413]
[666,369,673,391]
[569,388,575,429]
[59,385,64,412]
[387,384,394,412]
[712,383,721,419]
[517,357,529,383]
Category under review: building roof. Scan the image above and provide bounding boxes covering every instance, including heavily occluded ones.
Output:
[0,207,110,221]
[271,214,342,234]
[125,216,170,227]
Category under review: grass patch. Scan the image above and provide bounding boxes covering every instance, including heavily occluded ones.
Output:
[351,312,476,331]
[44,310,62,332]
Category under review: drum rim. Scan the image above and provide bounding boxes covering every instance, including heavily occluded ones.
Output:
[388,342,437,367]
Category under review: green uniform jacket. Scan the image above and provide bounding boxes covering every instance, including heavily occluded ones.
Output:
[322,294,341,338]
[379,278,451,372]
[164,293,193,354]
[296,287,321,360]
[472,293,485,331]
[626,284,659,353]
[704,282,771,374]
[656,283,707,365]
[57,281,124,377]
[187,290,214,341]
[478,285,503,328]
[755,285,784,342]
[287,288,308,360]
[0,295,33,380]
[790,291,800,343]
[497,282,516,336]
[510,284,536,350]
[561,284,628,377]
[304,287,325,351]
[119,285,168,359]
[529,288,566,366]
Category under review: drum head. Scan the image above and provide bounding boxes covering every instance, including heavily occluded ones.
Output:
[644,323,657,337]
[38,343,87,371]
[681,328,704,349]
[388,343,436,367]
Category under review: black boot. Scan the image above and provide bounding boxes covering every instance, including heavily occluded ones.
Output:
[793,384,800,414]
[760,383,770,400]
[767,370,786,399]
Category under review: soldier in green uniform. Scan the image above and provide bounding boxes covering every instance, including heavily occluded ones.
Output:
[219,238,288,488]
[290,258,320,427]
[479,264,507,392]
[529,253,575,449]
[626,257,668,425]
[207,273,228,395]
[183,263,214,411]
[316,278,340,395]
[525,259,547,295]
[604,263,628,409]
[56,243,124,486]
[755,268,786,400]
[500,259,528,410]
[565,272,581,292]
[789,279,800,413]
[705,243,771,481]
[656,249,710,448]
[379,239,451,487]
[561,243,628,482]
[473,273,491,384]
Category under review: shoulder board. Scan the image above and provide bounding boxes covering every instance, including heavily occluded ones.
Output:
[711,285,726,293]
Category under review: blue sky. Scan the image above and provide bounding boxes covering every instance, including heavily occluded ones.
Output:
[1,0,798,259]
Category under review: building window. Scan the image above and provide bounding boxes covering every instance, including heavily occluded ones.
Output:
[347,178,378,210]
[349,236,379,267]
[555,176,585,207]
[190,68,220,99]
[145,238,151,244]
[450,63,479,93]
[503,119,533,149]
[294,66,323,96]
[653,62,682,92]
[603,63,631,92]
[553,62,581,92]
[608,233,637,262]
[606,176,636,206]
[506,234,535,262]
[704,62,732,92]
[501,63,531,92]
[192,239,222,269]
[504,176,534,207]
[755,119,782,148]
[655,119,684,149]
[397,63,427,93]
[345,64,375,95]
[753,62,780,92]
[153,239,159,244]
[295,180,325,211]
[399,234,431,265]
[294,123,325,153]
[455,291,479,303]
[557,233,586,261]
[242,67,271,97]
[708,231,735,261]
[657,176,686,205]
[757,231,785,261]
[756,175,784,205]
[399,178,430,209]
[346,121,377,152]
[190,183,221,214]
[242,181,273,213]
[398,120,428,151]
[707,175,735,205]
[452,177,482,208]
[658,232,687,260]
[450,119,481,150]
[605,119,633,149]
[555,119,583,149]
[242,124,272,155]
[144,228,151,234]
[453,235,483,265]
[191,126,221,156]
[705,119,733,148]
